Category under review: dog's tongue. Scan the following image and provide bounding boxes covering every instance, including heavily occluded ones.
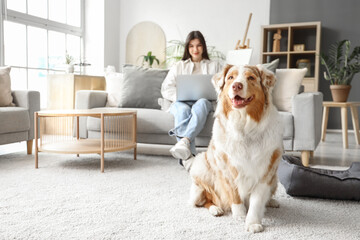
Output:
[232,95,245,108]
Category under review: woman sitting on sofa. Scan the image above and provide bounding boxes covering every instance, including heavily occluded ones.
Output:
[161,30,222,166]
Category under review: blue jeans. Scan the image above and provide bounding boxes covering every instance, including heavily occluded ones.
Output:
[169,98,212,155]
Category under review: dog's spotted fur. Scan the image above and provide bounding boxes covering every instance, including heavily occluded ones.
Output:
[188,65,283,233]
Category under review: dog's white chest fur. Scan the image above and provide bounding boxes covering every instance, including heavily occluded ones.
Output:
[214,106,283,189]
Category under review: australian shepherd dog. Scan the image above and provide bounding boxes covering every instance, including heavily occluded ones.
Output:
[187,65,283,233]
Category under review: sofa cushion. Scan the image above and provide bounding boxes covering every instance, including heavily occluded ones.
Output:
[0,107,30,134]
[111,65,169,109]
[261,58,279,73]
[0,66,15,107]
[87,107,214,137]
[273,68,307,112]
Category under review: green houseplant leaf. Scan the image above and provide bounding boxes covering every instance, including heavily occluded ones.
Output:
[320,40,360,85]
[138,51,160,68]
[65,52,74,64]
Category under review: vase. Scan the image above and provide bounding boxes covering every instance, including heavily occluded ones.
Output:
[330,85,351,102]
[65,64,74,73]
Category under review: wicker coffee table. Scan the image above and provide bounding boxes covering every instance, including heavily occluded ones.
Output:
[34,109,137,172]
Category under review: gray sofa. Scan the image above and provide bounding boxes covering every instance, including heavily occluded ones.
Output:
[0,90,40,154]
[75,90,323,166]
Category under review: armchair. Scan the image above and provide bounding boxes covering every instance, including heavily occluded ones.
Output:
[0,90,40,154]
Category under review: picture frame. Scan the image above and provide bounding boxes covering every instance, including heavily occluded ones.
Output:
[293,44,305,52]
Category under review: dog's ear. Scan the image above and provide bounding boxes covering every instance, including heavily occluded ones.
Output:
[212,64,233,93]
[256,64,276,89]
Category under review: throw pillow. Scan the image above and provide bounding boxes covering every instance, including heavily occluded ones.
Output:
[273,68,307,112]
[116,65,169,109]
[105,72,124,107]
[261,58,279,73]
[0,66,15,107]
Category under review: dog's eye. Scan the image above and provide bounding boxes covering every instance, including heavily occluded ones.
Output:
[248,76,255,81]
[228,76,234,80]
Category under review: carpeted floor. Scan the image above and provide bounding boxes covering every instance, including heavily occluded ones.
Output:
[0,151,359,240]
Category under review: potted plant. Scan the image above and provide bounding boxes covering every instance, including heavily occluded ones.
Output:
[320,39,360,102]
[164,40,185,68]
[139,51,159,68]
[65,52,74,73]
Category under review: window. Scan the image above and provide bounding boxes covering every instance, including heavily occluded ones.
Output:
[28,0,47,19]
[3,21,27,67]
[28,26,47,69]
[48,31,66,69]
[6,0,26,13]
[0,0,83,108]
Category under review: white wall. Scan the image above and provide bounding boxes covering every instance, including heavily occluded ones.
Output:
[84,0,104,75]
[84,0,120,74]
[118,0,270,70]
[104,0,120,69]
[85,0,270,72]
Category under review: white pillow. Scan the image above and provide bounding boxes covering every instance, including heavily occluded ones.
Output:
[273,68,307,112]
[0,66,15,107]
[105,72,124,107]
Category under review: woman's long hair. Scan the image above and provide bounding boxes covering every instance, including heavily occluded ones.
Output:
[182,31,210,61]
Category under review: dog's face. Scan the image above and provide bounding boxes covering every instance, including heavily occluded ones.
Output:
[212,65,276,122]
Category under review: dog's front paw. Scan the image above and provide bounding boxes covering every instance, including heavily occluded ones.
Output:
[209,205,224,216]
[246,223,264,233]
[231,204,247,220]
[266,198,280,208]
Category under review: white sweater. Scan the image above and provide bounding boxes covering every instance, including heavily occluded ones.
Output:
[161,59,222,102]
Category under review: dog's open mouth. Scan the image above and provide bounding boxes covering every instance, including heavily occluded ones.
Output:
[231,95,254,108]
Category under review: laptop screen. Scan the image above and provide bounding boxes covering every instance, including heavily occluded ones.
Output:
[176,74,217,101]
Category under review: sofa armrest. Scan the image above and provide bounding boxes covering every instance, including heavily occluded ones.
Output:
[75,90,108,138]
[75,90,108,110]
[292,92,323,151]
[11,90,40,140]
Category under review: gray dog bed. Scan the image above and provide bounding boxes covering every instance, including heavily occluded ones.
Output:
[278,155,360,201]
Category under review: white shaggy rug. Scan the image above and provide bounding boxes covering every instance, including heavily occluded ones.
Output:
[0,150,359,240]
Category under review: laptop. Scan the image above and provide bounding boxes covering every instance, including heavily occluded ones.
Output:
[176,74,217,101]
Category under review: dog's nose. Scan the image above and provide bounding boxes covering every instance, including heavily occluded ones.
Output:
[232,82,243,91]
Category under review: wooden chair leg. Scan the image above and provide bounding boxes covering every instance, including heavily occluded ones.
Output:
[301,151,310,167]
[350,106,360,145]
[341,107,348,148]
[321,106,329,141]
[27,140,33,154]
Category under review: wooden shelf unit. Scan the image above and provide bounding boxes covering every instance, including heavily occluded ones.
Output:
[47,74,106,110]
[261,21,321,92]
